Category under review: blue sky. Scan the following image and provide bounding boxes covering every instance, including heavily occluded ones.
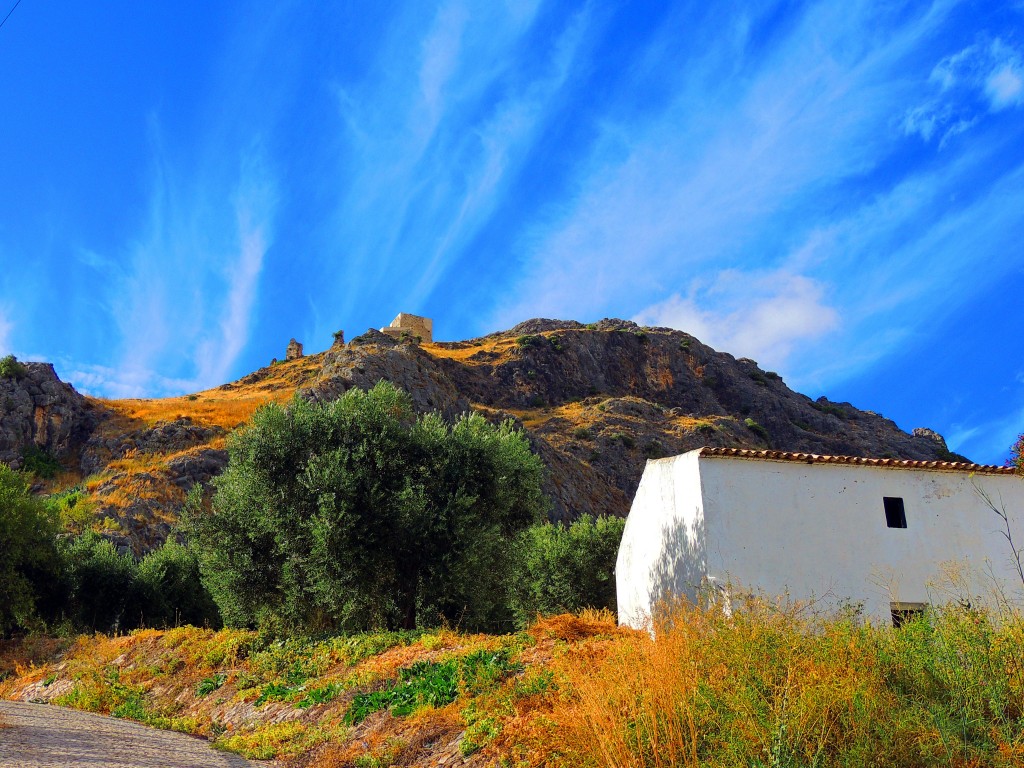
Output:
[1,1,1022,463]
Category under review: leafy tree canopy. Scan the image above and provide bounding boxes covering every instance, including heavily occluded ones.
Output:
[0,463,61,634]
[511,514,625,624]
[185,381,547,633]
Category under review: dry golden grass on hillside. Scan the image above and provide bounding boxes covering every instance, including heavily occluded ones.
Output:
[5,600,1024,766]
[425,337,522,365]
[89,354,324,433]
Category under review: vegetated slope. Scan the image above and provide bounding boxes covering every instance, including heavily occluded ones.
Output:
[4,600,1023,767]
[1,319,964,552]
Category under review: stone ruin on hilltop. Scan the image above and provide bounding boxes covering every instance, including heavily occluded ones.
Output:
[380,313,433,343]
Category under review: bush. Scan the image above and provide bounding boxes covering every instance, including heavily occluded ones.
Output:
[744,417,769,442]
[547,598,1024,767]
[0,464,63,634]
[0,354,26,379]
[21,445,62,479]
[60,532,147,632]
[511,515,625,625]
[137,540,220,629]
[184,382,547,633]
[515,335,546,350]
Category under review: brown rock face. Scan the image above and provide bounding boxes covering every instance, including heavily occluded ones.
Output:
[0,362,96,469]
[8,320,968,551]
[286,338,304,360]
[304,328,470,421]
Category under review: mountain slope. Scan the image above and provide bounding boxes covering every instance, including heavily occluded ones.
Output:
[0,319,966,552]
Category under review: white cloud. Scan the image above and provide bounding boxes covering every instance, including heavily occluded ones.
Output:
[634,273,840,372]
[419,3,469,123]
[986,63,1024,109]
[321,2,593,336]
[946,402,1024,465]
[911,38,1024,141]
[193,152,277,386]
[103,139,277,398]
[493,1,953,328]
[0,308,11,355]
[62,361,196,400]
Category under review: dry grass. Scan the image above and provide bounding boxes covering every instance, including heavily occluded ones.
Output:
[4,602,1024,766]
[424,338,520,365]
[89,354,324,433]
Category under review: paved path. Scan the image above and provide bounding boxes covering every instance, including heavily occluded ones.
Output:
[0,701,268,768]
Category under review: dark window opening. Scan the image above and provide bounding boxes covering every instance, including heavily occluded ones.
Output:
[883,496,907,528]
[891,602,926,628]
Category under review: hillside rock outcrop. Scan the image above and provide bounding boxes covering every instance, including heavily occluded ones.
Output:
[0,362,96,469]
[9,319,972,551]
[306,329,470,420]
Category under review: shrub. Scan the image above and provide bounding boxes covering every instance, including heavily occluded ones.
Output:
[608,432,636,449]
[184,382,547,633]
[137,540,220,629]
[60,532,146,632]
[744,417,769,442]
[510,515,626,625]
[0,464,63,634]
[21,445,62,479]
[0,354,27,379]
[47,487,96,533]
[515,335,546,350]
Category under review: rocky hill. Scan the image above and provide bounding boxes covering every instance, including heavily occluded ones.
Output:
[0,319,966,553]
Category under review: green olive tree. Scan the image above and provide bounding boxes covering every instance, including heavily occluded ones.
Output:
[184,381,547,633]
[0,464,62,634]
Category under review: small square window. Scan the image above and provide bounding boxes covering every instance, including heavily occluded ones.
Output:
[883,496,906,528]
[891,602,926,628]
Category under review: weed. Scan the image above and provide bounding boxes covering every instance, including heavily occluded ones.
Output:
[607,432,636,450]
[515,335,546,350]
[197,673,226,696]
[297,681,345,708]
[22,445,62,479]
[0,354,26,379]
[345,650,518,724]
[744,417,769,442]
[255,681,299,706]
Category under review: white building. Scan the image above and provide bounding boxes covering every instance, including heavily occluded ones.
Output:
[616,447,1023,628]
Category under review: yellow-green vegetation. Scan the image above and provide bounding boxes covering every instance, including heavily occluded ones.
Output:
[90,353,325,433]
[3,599,1024,767]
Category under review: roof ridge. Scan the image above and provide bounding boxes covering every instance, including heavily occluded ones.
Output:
[697,447,1016,475]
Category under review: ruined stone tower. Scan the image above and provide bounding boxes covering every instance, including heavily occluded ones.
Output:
[286,338,304,360]
[380,313,433,343]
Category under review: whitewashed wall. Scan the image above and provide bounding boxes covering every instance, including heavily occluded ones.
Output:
[617,449,1024,627]
[616,451,706,628]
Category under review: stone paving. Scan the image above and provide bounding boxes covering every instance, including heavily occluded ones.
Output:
[0,701,270,768]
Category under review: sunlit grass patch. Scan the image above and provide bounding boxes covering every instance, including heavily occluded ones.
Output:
[215,719,342,760]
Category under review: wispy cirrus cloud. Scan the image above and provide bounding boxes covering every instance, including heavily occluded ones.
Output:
[488,0,1024,396]
[193,153,277,388]
[318,2,597,338]
[96,140,277,399]
[905,37,1024,143]
[0,308,12,355]
[492,1,954,326]
[634,272,840,369]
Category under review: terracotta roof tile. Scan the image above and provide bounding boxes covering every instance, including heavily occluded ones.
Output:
[698,447,1017,475]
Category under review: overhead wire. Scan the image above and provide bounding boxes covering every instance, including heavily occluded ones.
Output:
[0,0,22,32]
